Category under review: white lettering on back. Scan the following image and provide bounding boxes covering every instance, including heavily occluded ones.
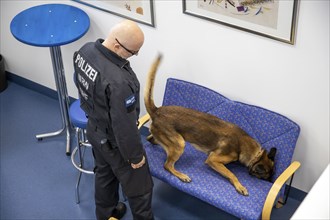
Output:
[75,53,98,82]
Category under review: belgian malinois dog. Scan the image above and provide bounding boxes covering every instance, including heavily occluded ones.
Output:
[144,55,277,196]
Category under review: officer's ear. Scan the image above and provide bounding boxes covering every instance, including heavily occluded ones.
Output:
[114,43,120,50]
[113,40,121,50]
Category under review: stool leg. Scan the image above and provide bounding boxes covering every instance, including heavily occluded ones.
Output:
[75,127,83,204]
[72,127,94,204]
[80,129,87,165]
[75,169,82,204]
[77,128,84,168]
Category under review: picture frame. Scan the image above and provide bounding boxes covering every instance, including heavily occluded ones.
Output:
[72,0,155,27]
[182,0,299,44]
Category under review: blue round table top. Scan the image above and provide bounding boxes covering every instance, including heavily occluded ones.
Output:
[10,4,90,47]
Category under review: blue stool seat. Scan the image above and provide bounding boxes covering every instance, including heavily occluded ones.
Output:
[69,99,93,204]
[69,99,87,129]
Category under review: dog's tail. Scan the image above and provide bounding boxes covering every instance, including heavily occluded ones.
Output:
[144,54,162,117]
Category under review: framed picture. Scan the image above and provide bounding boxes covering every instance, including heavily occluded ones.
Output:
[73,0,155,27]
[183,0,299,44]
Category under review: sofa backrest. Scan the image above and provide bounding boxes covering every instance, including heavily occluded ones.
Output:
[162,78,300,181]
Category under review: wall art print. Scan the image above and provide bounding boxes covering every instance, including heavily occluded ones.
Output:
[183,0,298,44]
[73,0,155,27]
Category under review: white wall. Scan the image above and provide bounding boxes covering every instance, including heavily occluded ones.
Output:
[1,0,329,193]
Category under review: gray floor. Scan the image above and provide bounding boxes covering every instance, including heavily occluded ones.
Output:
[0,81,304,219]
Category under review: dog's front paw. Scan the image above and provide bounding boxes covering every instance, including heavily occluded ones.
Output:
[236,185,249,196]
[178,174,192,183]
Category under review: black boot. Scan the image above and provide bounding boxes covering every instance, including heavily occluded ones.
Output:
[111,202,127,219]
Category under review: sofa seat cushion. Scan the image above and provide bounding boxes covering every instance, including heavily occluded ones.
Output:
[144,141,272,220]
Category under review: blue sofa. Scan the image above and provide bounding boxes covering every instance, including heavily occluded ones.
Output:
[138,78,300,220]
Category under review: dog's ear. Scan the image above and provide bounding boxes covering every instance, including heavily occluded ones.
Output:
[268,147,277,161]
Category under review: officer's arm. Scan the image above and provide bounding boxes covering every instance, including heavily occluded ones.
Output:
[107,84,144,164]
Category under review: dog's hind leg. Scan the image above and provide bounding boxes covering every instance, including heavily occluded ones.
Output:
[158,134,191,183]
[205,151,249,196]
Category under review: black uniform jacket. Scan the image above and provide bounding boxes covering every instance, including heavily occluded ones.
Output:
[73,39,144,164]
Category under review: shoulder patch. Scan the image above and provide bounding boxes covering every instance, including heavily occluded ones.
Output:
[125,94,136,107]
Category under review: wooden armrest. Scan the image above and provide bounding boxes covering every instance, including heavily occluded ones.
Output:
[138,113,150,130]
[262,161,301,220]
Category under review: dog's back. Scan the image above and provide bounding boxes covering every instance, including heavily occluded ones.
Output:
[154,105,252,153]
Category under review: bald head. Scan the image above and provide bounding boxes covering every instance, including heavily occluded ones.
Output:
[103,20,144,59]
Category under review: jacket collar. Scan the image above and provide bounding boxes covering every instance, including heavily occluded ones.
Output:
[95,38,129,69]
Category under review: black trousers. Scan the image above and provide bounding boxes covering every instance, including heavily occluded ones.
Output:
[87,124,154,220]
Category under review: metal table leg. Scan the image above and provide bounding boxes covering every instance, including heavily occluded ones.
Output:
[36,46,72,155]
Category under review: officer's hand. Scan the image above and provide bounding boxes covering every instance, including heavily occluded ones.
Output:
[131,156,145,169]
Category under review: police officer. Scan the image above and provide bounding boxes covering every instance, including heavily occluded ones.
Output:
[73,20,154,220]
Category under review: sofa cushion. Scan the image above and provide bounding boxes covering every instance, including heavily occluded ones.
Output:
[144,141,272,219]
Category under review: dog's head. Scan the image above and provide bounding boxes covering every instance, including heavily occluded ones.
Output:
[249,148,277,181]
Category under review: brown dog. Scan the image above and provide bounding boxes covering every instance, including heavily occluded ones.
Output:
[144,55,277,196]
